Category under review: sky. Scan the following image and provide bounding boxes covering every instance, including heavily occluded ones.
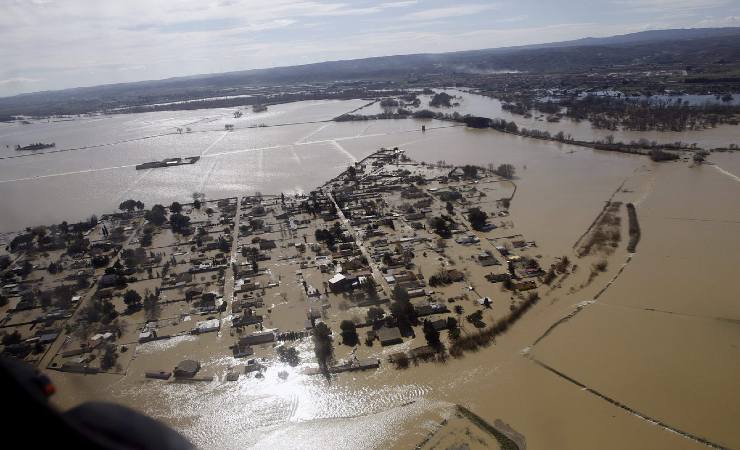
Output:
[1,0,739,97]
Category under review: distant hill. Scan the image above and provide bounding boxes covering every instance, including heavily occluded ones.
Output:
[1,27,739,117]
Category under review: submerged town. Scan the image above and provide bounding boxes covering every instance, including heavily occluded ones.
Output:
[0,147,548,385]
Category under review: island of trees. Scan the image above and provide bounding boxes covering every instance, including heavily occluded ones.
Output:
[16,142,56,151]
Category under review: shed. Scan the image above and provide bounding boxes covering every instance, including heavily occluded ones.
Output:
[377,326,403,346]
[174,360,201,378]
[193,319,220,334]
[239,331,275,346]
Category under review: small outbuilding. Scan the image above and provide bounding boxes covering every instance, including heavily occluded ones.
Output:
[377,326,403,346]
[174,359,201,378]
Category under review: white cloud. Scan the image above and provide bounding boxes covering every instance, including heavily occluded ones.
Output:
[694,15,740,26]
[404,3,499,20]
[611,0,732,13]
[0,77,41,85]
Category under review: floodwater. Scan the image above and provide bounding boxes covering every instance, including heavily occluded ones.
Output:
[429,88,740,149]
[3,91,740,449]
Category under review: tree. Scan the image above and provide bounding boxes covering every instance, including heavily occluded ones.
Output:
[468,207,488,231]
[391,284,415,331]
[340,320,358,346]
[276,346,300,366]
[429,216,452,238]
[119,199,139,213]
[461,165,478,178]
[2,330,22,345]
[496,164,516,179]
[145,204,167,226]
[422,319,441,350]
[192,192,204,209]
[218,236,231,252]
[123,290,142,309]
[346,165,357,180]
[100,344,118,371]
[143,293,160,320]
[312,322,334,378]
[170,213,191,234]
[445,201,454,215]
[140,230,153,247]
[170,201,182,214]
[366,306,385,323]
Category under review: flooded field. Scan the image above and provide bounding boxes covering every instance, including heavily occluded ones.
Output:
[2,91,739,449]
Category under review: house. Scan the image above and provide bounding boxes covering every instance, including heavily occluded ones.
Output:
[174,360,201,378]
[37,331,60,344]
[232,343,254,358]
[377,326,403,346]
[456,235,480,245]
[513,280,537,291]
[409,345,438,359]
[476,251,499,267]
[239,331,275,346]
[512,240,527,249]
[477,297,493,307]
[193,319,220,334]
[415,303,449,317]
[429,319,450,332]
[232,313,263,327]
[89,332,114,348]
[328,273,351,293]
[138,329,158,343]
[99,274,121,288]
[486,272,511,283]
[259,239,276,250]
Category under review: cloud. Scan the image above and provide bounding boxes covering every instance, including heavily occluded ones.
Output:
[0,77,41,85]
[611,0,732,13]
[404,3,499,21]
[694,15,740,26]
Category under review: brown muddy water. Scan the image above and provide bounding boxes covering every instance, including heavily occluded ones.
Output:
[3,93,740,449]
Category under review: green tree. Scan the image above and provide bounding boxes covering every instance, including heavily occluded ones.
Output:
[461,165,478,178]
[496,164,516,179]
[143,293,160,320]
[339,320,358,346]
[170,201,182,214]
[391,284,415,331]
[123,290,142,309]
[467,207,488,231]
[119,199,139,213]
[312,322,334,378]
[100,344,118,370]
[145,204,167,226]
[422,319,441,350]
[2,330,22,345]
[276,346,300,367]
[366,306,385,323]
[170,213,191,233]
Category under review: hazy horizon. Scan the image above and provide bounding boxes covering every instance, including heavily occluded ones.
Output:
[2,0,740,97]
